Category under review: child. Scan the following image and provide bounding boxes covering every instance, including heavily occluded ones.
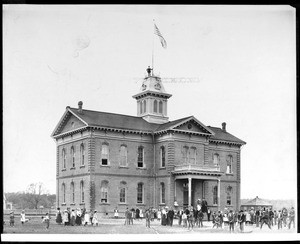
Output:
[42,213,50,229]
[92,210,99,226]
[9,211,15,227]
[63,210,69,226]
[20,210,29,225]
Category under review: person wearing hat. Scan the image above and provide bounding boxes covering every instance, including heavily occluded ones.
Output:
[56,207,62,225]
[70,209,76,226]
[288,207,295,229]
[75,208,82,226]
[92,210,99,226]
[228,210,235,233]
[237,210,246,232]
[63,210,69,226]
[9,211,15,227]
[83,210,90,226]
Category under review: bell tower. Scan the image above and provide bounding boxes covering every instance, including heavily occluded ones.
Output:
[132,66,172,124]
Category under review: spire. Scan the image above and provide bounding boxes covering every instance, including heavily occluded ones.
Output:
[146,66,152,77]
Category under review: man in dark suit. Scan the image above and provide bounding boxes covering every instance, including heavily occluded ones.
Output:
[167,208,175,227]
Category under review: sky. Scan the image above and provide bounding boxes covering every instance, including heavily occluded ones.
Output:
[3,5,297,201]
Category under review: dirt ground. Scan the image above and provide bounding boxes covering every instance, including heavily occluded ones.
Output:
[2,216,298,242]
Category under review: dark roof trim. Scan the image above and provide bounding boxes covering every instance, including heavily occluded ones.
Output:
[209,139,246,146]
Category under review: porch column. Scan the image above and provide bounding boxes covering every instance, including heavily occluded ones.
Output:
[188,178,192,207]
[174,179,177,201]
[217,178,221,211]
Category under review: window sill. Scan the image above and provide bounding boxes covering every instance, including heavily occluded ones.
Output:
[159,203,166,206]
[99,202,110,205]
[100,165,111,168]
[70,203,76,206]
[62,169,66,172]
[79,203,85,205]
[80,165,85,169]
[159,167,166,170]
[70,167,76,170]
[225,173,234,176]
[136,167,147,170]
[61,203,66,206]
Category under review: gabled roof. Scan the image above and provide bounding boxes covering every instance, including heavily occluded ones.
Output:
[155,116,215,135]
[51,107,245,146]
[242,196,272,206]
[69,107,160,133]
[208,126,246,145]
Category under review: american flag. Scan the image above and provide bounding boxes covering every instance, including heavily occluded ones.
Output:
[154,23,167,49]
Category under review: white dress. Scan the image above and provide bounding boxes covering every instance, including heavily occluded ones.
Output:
[92,212,99,225]
[20,213,29,223]
[84,213,90,224]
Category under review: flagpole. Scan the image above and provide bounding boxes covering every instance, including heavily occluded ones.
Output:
[152,19,155,76]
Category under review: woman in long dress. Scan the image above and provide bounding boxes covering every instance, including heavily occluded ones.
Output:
[92,210,99,226]
[70,209,76,226]
[75,208,82,225]
[161,208,167,226]
[20,210,29,225]
[56,208,62,224]
[63,210,69,226]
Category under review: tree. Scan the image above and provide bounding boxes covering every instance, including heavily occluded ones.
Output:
[25,182,49,209]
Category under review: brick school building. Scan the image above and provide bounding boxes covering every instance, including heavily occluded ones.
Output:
[51,67,246,216]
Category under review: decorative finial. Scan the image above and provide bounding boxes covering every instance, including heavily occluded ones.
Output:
[146,66,152,77]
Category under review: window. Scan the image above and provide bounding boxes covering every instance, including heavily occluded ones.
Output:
[139,101,142,114]
[80,144,85,166]
[71,146,75,168]
[100,181,108,203]
[161,146,166,168]
[226,186,232,205]
[120,145,127,166]
[62,183,66,203]
[143,100,147,113]
[137,183,144,204]
[226,155,233,174]
[190,147,196,164]
[154,100,158,113]
[80,181,84,203]
[70,182,75,203]
[160,182,165,204]
[101,144,109,165]
[159,101,163,114]
[213,154,219,166]
[183,146,189,164]
[119,181,126,203]
[213,186,218,205]
[62,149,66,169]
[137,146,144,168]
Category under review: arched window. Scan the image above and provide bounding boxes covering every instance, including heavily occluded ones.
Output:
[160,182,165,204]
[226,186,232,205]
[161,146,166,168]
[183,146,189,164]
[62,183,66,203]
[137,183,144,204]
[159,101,163,114]
[62,149,66,169]
[71,146,75,168]
[80,144,85,166]
[213,153,219,166]
[143,100,147,113]
[213,185,218,205]
[80,181,84,203]
[139,101,142,114]
[154,100,158,113]
[120,145,127,167]
[70,182,75,203]
[226,155,233,174]
[137,146,144,168]
[101,143,109,165]
[190,147,196,164]
[119,181,126,203]
[100,181,109,203]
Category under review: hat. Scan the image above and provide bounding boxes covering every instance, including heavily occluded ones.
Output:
[94,210,97,212]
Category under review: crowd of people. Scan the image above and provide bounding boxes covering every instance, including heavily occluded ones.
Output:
[5,204,296,232]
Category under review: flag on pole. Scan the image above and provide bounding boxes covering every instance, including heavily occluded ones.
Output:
[154,23,167,49]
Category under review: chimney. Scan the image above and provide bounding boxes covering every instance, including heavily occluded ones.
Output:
[222,122,226,131]
[78,101,83,114]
